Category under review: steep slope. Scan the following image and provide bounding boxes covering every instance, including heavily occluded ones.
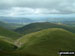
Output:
[0,26,21,40]
[15,22,75,35]
[16,28,75,56]
[0,36,17,51]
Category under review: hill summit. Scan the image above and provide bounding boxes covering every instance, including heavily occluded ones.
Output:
[16,28,75,56]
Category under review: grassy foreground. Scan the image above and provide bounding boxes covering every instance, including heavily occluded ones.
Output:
[0,28,75,56]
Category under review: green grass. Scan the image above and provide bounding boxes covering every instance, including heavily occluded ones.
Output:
[0,28,75,56]
[15,22,75,35]
[0,36,17,51]
[0,21,25,30]
[16,28,75,56]
[0,26,22,40]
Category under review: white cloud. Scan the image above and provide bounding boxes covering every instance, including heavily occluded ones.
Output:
[0,0,75,16]
[8,7,34,16]
[0,7,61,16]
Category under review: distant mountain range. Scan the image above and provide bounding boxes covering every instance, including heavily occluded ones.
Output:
[0,16,75,24]
[0,16,35,24]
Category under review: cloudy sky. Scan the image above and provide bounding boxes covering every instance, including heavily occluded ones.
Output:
[0,0,75,16]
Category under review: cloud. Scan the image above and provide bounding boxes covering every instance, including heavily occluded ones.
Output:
[0,7,61,16]
[0,0,74,8]
[0,0,75,16]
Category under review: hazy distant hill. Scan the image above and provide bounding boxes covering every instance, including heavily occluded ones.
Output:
[0,21,11,29]
[0,21,25,30]
[15,22,75,34]
[62,21,75,27]
[0,16,35,23]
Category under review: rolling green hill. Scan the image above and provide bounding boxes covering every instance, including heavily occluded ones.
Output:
[0,26,21,40]
[0,28,75,56]
[16,28,75,56]
[15,22,75,35]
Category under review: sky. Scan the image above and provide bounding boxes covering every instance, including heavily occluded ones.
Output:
[0,0,75,17]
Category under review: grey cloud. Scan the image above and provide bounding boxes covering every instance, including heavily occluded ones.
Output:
[0,0,75,14]
[0,0,74,8]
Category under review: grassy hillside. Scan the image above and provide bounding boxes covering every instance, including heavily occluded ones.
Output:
[16,28,75,56]
[0,21,25,30]
[0,36,17,51]
[15,22,75,35]
[7,23,26,30]
[0,26,21,40]
[0,28,75,56]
